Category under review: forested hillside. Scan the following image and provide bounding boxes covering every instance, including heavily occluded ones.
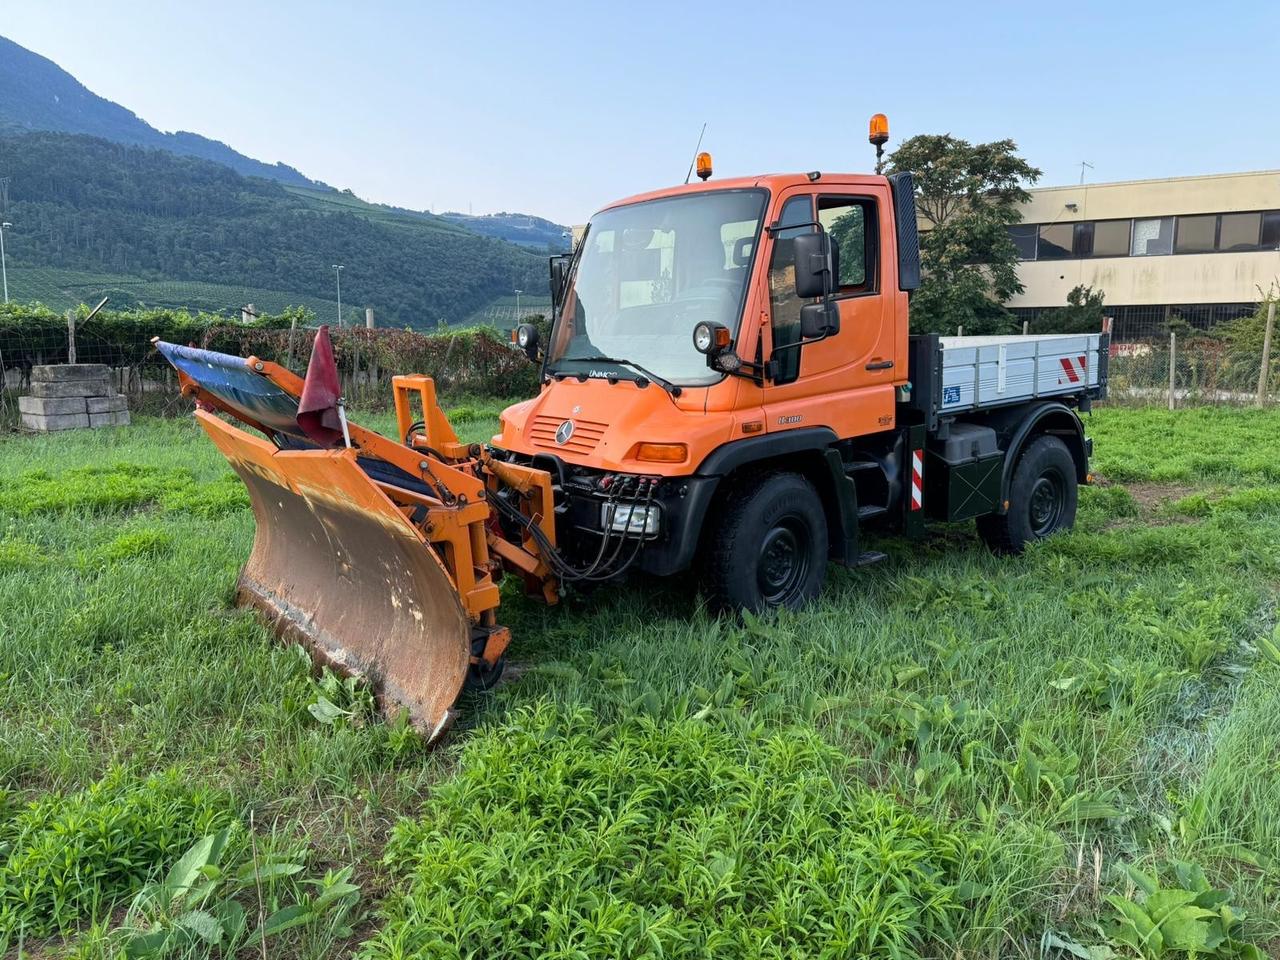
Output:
[0,35,317,187]
[0,132,546,326]
[440,211,571,251]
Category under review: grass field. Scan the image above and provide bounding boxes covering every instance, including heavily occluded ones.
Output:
[1,405,1278,958]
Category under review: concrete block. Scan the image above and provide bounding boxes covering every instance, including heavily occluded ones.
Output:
[29,378,112,398]
[31,363,111,382]
[18,395,89,416]
[21,411,90,432]
[87,395,128,414]
[89,410,131,428]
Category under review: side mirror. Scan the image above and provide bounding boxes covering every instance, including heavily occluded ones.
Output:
[793,231,837,299]
[549,256,571,304]
[515,322,540,361]
[799,302,840,339]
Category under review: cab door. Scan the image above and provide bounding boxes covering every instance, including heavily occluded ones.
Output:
[761,184,898,439]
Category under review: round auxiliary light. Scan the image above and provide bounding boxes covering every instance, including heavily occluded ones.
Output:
[693,321,715,354]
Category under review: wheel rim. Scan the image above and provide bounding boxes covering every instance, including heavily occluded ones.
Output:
[1028,469,1065,537]
[757,517,810,605]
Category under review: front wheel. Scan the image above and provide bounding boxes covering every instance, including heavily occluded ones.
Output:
[977,434,1078,554]
[701,472,828,613]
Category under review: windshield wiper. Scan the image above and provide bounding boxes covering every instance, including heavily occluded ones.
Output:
[557,355,682,397]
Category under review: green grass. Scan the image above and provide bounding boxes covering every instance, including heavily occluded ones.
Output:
[1,405,1278,957]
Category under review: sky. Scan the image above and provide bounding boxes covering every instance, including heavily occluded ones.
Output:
[3,1,1276,225]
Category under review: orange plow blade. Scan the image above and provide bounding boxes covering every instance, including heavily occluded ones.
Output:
[197,409,471,741]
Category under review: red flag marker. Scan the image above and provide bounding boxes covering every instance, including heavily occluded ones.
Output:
[296,325,349,447]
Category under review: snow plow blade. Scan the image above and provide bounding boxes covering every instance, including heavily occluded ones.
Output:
[195,409,471,741]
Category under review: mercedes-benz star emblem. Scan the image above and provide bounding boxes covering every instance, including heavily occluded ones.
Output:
[555,420,575,445]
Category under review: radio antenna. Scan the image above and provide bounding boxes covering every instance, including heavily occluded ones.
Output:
[683,122,708,184]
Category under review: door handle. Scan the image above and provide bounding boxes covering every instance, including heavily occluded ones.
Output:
[865,359,894,371]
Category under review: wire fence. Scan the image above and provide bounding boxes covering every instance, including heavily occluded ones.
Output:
[2,301,1276,430]
[0,305,540,428]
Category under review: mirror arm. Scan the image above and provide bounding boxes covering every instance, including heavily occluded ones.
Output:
[770,328,834,355]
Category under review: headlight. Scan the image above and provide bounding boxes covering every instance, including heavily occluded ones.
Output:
[601,502,661,535]
[692,321,730,355]
[693,322,714,354]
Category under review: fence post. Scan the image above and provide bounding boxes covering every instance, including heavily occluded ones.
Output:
[286,315,298,370]
[1168,330,1177,411]
[365,308,379,386]
[66,310,77,364]
[1257,301,1276,407]
[956,325,964,337]
[351,329,361,398]
[1022,320,1030,335]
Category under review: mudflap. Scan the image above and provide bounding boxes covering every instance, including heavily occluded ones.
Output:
[195,409,471,742]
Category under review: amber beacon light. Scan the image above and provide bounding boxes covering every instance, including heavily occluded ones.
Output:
[695,152,713,181]
[869,113,890,172]
[868,113,889,146]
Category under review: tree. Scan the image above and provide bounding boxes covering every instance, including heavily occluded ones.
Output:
[1037,284,1106,334]
[886,135,1041,335]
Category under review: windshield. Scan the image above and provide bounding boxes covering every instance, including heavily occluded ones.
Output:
[548,189,767,386]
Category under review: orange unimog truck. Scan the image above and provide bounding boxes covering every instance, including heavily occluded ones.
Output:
[493,156,1105,609]
[158,129,1107,738]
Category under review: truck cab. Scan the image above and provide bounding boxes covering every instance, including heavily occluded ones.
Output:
[492,169,1102,611]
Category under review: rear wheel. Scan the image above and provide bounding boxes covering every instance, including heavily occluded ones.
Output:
[701,472,828,613]
[977,434,1077,553]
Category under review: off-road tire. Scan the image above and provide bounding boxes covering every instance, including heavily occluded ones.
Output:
[701,471,828,614]
[977,434,1077,554]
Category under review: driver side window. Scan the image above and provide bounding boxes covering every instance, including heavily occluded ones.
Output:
[768,195,813,385]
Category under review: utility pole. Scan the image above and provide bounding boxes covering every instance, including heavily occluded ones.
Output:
[0,222,10,303]
[332,264,344,326]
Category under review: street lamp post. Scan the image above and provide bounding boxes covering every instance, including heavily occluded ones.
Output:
[332,264,344,326]
[0,222,11,304]
[514,288,523,325]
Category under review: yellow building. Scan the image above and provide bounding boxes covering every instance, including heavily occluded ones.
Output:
[1007,170,1280,337]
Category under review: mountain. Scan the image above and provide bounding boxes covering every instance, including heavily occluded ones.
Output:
[0,35,318,188]
[0,35,570,245]
[440,212,571,251]
[0,132,546,327]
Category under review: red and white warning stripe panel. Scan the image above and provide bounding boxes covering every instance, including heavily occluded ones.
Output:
[910,449,923,511]
[1057,354,1088,385]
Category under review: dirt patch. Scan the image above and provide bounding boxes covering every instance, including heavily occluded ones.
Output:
[1097,480,1202,531]
[1126,482,1198,514]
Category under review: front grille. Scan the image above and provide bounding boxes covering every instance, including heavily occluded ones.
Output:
[529,415,607,455]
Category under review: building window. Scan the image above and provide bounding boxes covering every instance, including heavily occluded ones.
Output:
[1263,212,1280,250]
[1037,223,1074,259]
[1008,224,1037,260]
[1175,214,1217,254]
[1131,217,1174,256]
[1218,212,1262,252]
[1072,222,1095,256]
[1092,220,1131,257]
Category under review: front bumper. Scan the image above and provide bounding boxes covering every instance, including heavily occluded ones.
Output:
[493,447,718,578]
